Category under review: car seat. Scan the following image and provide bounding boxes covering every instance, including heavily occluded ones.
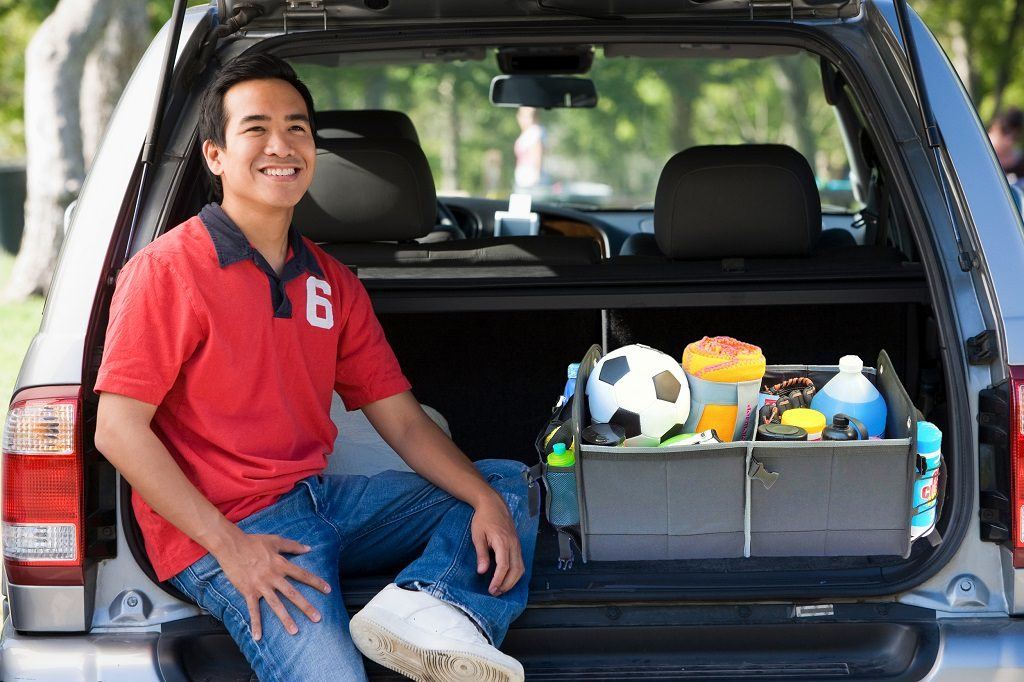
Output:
[295,111,601,267]
[618,144,903,268]
[620,144,820,259]
[313,109,462,243]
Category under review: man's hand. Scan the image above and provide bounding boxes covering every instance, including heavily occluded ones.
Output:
[212,531,333,641]
[470,494,525,596]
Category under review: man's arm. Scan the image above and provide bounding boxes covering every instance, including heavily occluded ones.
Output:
[361,391,526,596]
[94,392,332,641]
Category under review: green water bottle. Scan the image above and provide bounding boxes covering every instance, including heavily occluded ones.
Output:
[546,443,579,527]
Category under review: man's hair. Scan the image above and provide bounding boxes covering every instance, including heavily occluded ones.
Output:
[992,107,1024,136]
[198,53,317,197]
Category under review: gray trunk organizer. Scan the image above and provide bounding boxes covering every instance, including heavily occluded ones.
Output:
[543,344,921,564]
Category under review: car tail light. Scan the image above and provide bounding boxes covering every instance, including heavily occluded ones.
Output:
[2,386,85,586]
[1011,367,1024,568]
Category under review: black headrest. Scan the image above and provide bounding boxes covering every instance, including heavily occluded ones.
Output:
[315,110,420,145]
[654,145,821,259]
[294,137,437,243]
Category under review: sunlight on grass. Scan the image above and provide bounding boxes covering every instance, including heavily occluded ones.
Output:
[0,251,44,424]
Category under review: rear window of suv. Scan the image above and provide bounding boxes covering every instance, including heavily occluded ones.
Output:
[291,47,856,213]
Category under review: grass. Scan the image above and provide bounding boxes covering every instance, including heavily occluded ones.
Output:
[0,251,44,426]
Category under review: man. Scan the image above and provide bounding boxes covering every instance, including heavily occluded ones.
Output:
[513,106,545,193]
[94,53,537,682]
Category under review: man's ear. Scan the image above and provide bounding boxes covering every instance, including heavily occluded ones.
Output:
[202,139,225,177]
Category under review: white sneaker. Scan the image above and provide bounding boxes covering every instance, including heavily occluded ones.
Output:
[349,584,524,682]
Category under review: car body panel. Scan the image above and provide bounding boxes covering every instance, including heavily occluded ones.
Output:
[844,2,1021,618]
[1,620,163,682]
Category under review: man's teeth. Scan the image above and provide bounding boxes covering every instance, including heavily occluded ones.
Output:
[262,168,297,176]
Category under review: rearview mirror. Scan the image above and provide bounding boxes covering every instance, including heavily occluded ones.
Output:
[489,75,597,108]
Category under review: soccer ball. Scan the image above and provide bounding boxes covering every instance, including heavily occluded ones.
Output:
[586,344,690,447]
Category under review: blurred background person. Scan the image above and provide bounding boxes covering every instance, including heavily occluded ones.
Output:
[513,106,545,193]
[989,107,1024,187]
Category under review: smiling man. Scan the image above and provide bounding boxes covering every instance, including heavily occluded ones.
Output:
[93,54,537,682]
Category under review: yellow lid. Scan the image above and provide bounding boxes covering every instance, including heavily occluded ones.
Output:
[780,408,827,434]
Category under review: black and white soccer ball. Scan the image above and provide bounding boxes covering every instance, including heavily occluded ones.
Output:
[585,344,691,447]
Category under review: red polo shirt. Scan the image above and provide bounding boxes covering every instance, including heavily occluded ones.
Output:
[95,204,411,581]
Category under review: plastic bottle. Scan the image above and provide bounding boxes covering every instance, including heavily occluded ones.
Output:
[546,443,579,527]
[822,415,860,441]
[810,355,888,438]
[911,421,942,540]
[562,363,580,403]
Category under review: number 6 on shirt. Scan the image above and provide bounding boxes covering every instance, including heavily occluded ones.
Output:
[306,276,334,329]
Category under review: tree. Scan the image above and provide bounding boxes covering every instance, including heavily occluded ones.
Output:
[774,55,817,175]
[82,2,150,167]
[4,0,147,301]
[917,0,1024,120]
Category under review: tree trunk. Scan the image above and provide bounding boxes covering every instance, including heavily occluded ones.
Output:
[438,74,460,193]
[81,1,149,168]
[365,72,388,110]
[991,0,1024,118]
[775,57,818,175]
[960,3,984,102]
[669,87,696,152]
[948,19,974,101]
[5,0,114,301]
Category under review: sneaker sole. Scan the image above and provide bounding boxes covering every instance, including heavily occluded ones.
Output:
[350,610,523,682]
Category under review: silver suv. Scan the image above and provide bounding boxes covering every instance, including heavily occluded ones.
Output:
[5,1,1024,679]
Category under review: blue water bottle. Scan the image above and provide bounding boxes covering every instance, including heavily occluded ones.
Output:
[911,421,942,540]
[562,363,580,402]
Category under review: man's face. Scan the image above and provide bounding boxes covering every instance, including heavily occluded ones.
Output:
[202,78,316,211]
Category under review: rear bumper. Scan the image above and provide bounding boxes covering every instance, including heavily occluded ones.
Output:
[927,618,1024,680]
[1,614,1023,681]
[0,620,163,682]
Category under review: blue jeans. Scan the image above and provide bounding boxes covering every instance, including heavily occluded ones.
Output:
[169,459,538,682]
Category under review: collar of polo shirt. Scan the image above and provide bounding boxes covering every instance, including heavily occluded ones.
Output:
[198,203,325,318]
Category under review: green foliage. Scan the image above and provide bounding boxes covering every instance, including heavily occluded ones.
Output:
[917,0,1024,120]
[0,251,44,425]
[0,0,203,160]
[148,0,211,34]
[0,3,57,160]
[0,0,58,22]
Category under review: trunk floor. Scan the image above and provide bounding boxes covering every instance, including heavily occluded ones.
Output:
[340,520,917,607]
[528,521,909,578]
